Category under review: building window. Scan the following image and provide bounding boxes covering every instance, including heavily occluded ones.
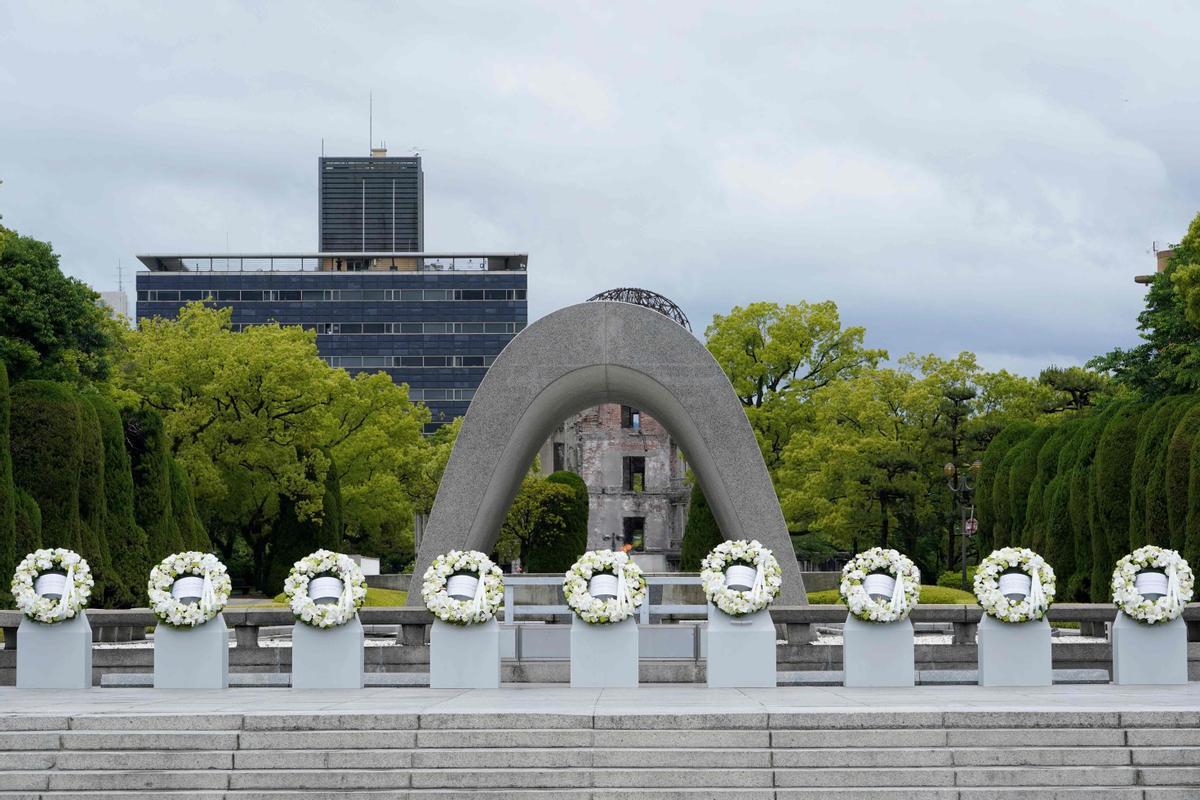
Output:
[620,406,641,430]
[623,456,645,492]
[622,517,645,551]
[553,442,565,473]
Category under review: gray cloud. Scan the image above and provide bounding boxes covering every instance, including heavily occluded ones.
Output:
[1,1,1195,374]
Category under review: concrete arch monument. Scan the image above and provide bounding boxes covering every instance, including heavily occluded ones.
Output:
[408,300,808,605]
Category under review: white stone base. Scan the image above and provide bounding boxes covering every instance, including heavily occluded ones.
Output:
[153,613,229,689]
[570,616,638,688]
[16,613,93,689]
[292,616,364,689]
[706,603,776,688]
[1112,612,1187,685]
[977,615,1051,687]
[842,614,915,688]
[430,618,501,689]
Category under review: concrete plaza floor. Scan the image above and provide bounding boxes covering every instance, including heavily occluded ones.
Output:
[2,682,1199,722]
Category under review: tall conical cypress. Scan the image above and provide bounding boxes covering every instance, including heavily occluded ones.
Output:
[976,423,1033,552]
[9,381,83,552]
[77,397,113,603]
[1166,403,1200,553]
[0,363,15,605]
[1092,403,1144,601]
[1144,398,1195,548]
[170,458,210,552]
[87,395,148,607]
[124,408,183,563]
[680,483,724,571]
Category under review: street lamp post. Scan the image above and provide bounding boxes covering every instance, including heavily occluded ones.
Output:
[944,460,982,591]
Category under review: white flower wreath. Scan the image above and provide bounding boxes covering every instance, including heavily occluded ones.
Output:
[839,547,921,623]
[563,549,647,624]
[700,539,783,616]
[421,550,504,625]
[974,547,1056,623]
[148,551,231,628]
[1112,545,1195,624]
[284,549,368,628]
[11,548,93,624]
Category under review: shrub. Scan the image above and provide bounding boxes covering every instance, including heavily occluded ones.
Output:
[9,380,83,552]
[544,470,590,567]
[169,458,210,552]
[937,566,978,589]
[975,423,1032,551]
[124,408,183,563]
[807,585,976,605]
[87,395,147,608]
[1006,427,1055,548]
[680,483,724,571]
[1167,404,1200,552]
[12,488,41,558]
[0,363,14,604]
[1145,398,1196,548]
[1091,403,1145,601]
[76,397,113,603]
[1024,423,1077,553]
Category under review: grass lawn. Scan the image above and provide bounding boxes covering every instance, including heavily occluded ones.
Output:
[269,586,408,606]
[807,585,977,605]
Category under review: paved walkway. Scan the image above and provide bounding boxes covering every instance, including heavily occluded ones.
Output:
[2,682,1199,720]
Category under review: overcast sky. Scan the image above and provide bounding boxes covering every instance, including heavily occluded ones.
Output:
[2,2,1197,375]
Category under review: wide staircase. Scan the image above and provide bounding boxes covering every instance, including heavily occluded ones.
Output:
[0,709,1197,798]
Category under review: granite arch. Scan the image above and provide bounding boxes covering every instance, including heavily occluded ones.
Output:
[408,300,807,605]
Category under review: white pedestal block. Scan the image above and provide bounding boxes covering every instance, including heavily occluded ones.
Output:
[1112,612,1187,685]
[706,603,776,688]
[292,616,364,689]
[16,613,93,689]
[977,615,1051,687]
[570,616,638,688]
[842,614,915,687]
[430,618,501,689]
[153,613,229,689]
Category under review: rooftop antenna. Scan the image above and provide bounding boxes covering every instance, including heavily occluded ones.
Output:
[117,259,123,293]
[369,91,373,152]
[321,137,325,157]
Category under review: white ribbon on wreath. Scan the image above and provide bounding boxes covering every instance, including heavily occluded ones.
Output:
[889,570,907,618]
[56,562,78,619]
[1028,565,1046,613]
[1165,561,1184,617]
[613,551,636,618]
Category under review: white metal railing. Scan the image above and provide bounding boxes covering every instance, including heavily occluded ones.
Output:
[501,574,706,624]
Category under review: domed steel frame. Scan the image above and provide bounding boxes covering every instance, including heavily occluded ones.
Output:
[586,287,691,331]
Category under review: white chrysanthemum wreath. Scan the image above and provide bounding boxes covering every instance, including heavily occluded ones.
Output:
[839,547,921,623]
[563,549,647,624]
[701,539,783,616]
[1112,545,1195,625]
[421,549,504,625]
[974,547,1056,623]
[12,548,93,624]
[285,549,368,628]
[148,551,231,628]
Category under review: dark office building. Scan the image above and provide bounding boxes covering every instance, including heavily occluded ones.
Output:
[136,253,526,430]
[319,150,423,252]
[136,149,525,430]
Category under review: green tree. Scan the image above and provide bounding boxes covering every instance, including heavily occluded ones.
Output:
[705,301,885,473]
[0,224,117,384]
[1091,403,1145,600]
[264,457,344,594]
[1091,213,1200,396]
[9,380,83,552]
[680,483,724,571]
[12,488,41,559]
[545,470,589,566]
[1065,406,1118,599]
[87,394,147,608]
[1166,404,1200,553]
[0,362,14,605]
[975,423,1033,551]
[1022,423,1077,553]
[1038,365,1112,413]
[170,458,210,552]
[124,408,184,562]
[496,476,577,571]
[76,397,113,603]
[1005,427,1055,549]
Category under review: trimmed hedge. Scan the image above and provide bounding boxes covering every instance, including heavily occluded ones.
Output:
[543,470,590,569]
[1167,403,1200,552]
[13,488,41,557]
[975,423,1033,551]
[87,395,147,608]
[76,397,113,603]
[9,380,83,552]
[1091,403,1144,602]
[1144,398,1196,548]
[1006,427,1055,549]
[264,458,344,595]
[680,483,724,571]
[0,363,14,604]
[124,408,184,563]
[170,458,210,552]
